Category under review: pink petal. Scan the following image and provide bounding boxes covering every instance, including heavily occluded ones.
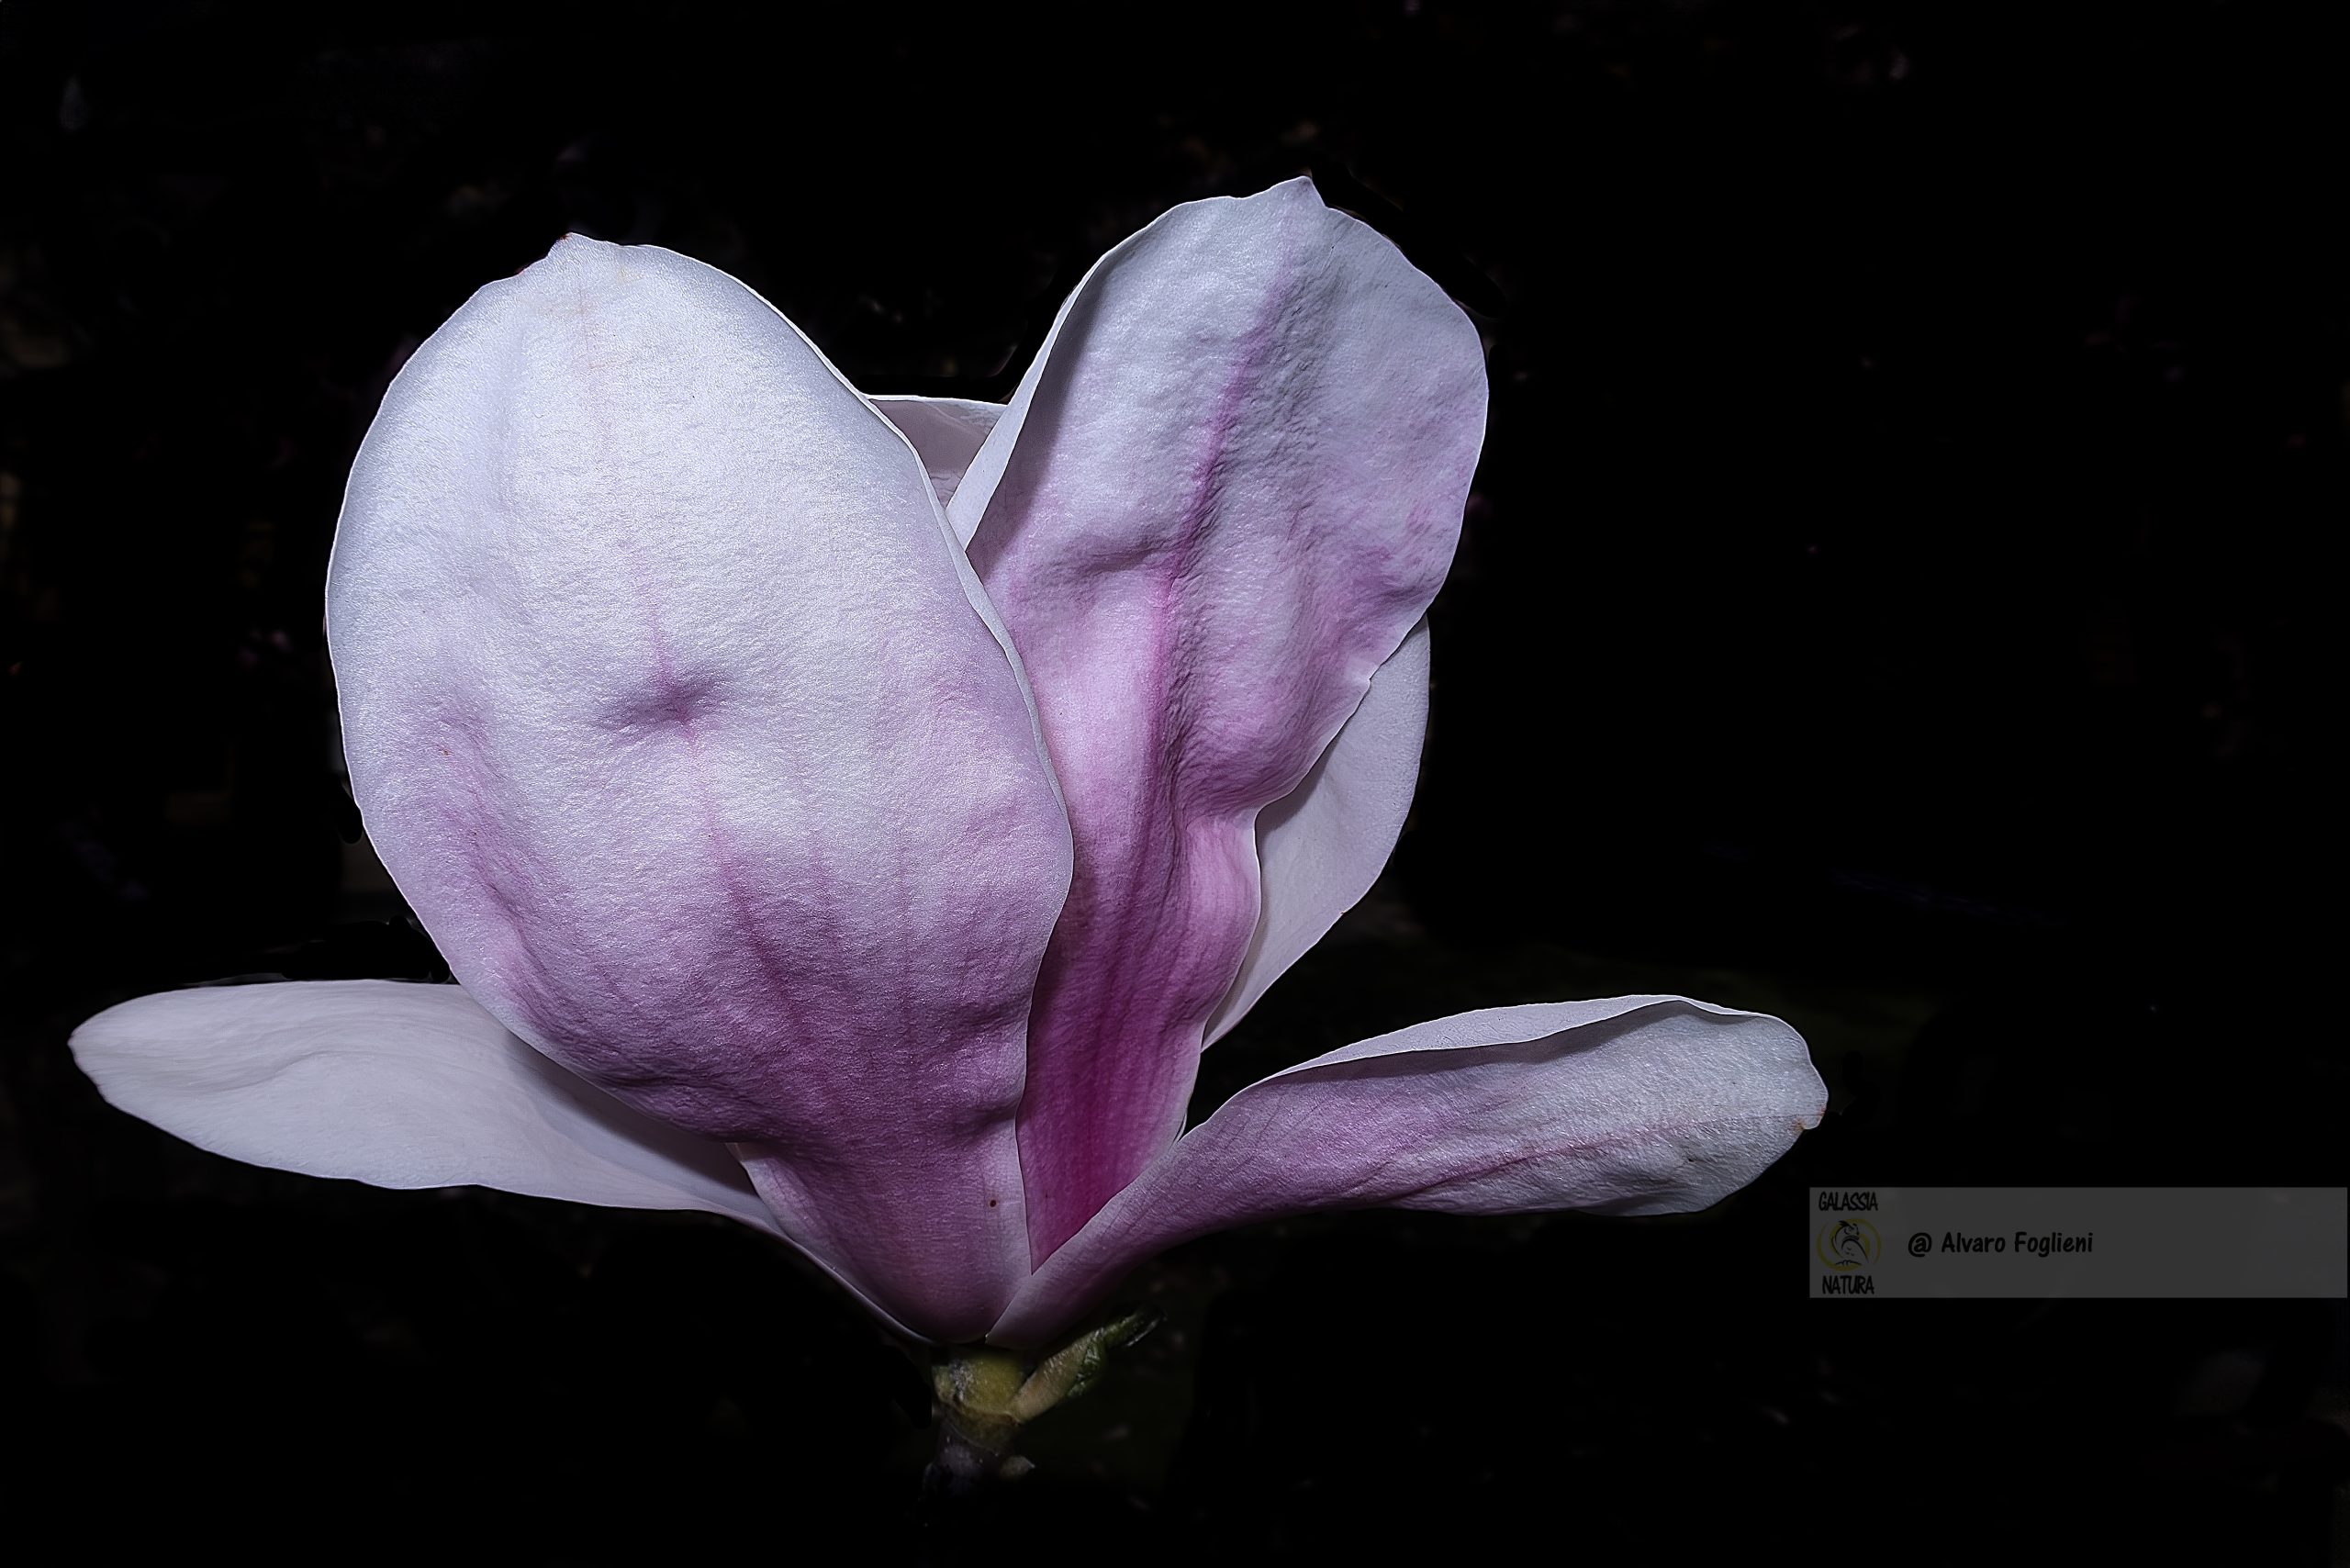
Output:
[882,391,1425,1051]
[326,238,1072,1341]
[991,996,1827,1346]
[955,179,1488,1260]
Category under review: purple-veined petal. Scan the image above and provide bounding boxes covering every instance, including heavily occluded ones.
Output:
[69,981,778,1229]
[1203,617,1430,1046]
[325,238,1072,1342]
[870,395,1004,511]
[953,178,1488,1260]
[880,391,1432,1050]
[990,996,1826,1346]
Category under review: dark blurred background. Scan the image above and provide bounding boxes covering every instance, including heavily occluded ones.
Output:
[2,2,2342,1561]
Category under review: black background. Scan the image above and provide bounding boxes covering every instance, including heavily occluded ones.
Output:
[2,3,2342,1561]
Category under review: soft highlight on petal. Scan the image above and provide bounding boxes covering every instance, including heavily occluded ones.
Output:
[871,395,1005,512]
[1203,618,1431,1046]
[325,238,1072,1340]
[991,996,1827,1346]
[69,980,778,1229]
[959,178,1489,1261]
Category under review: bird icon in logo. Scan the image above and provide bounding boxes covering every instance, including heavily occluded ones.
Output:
[1817,1217,1880,1269]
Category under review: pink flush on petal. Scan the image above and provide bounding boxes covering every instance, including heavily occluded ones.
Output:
[324,238,1070,1342]
[961,179,1489,1262]
[67,180,1825,1371]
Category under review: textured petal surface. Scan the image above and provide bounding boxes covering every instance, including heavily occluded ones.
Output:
[69,981,778,1228]
[885,389,1423,1054]
[870,395,1004,512]
[326,238,1072,1340]
[991,996,1827,1346]
[957,179,1489,1260]
[1203,618,1430,1046]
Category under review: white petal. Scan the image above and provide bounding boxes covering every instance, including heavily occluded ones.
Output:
[870,395,1005,510]
[70,980,778,1229]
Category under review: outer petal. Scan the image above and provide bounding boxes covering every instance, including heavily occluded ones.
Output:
[69,982,779,1230]
[1203,618,1430,1046]
[870,395,1004,510]
[326,238,1072,1341]
[991,996,1827,1347]
[956,178,1488,1260]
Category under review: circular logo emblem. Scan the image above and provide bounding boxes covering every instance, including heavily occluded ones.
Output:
[1817,1218,1880,1270]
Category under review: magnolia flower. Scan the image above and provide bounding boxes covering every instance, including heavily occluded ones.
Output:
[72,180,1826,1360]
